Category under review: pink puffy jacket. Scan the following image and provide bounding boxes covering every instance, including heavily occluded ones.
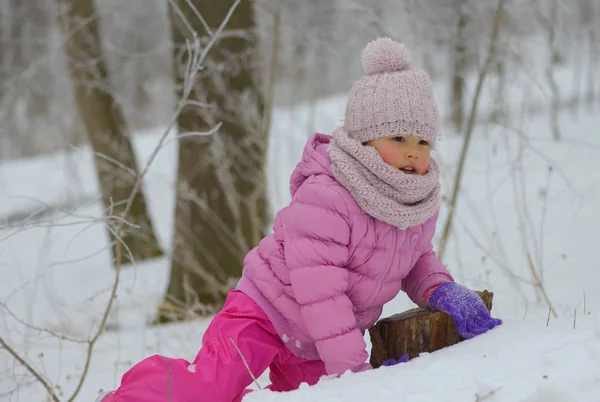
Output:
[236,133,453,376]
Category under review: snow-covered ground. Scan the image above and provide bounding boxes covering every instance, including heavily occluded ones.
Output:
[1,63,600,401]
[246,315,600,402]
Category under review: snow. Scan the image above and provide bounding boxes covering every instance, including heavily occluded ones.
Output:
[1,63,600,401]
[246,315,600,402]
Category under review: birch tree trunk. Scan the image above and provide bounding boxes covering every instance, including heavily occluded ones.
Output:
[58,0,163,265]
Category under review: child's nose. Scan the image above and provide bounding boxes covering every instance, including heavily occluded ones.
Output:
[404,149,419,159]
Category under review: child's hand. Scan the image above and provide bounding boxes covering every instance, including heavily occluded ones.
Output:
[382,353,409,366]
[428,282,502,339]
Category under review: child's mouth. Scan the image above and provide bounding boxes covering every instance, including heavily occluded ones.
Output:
[400,167,416,174]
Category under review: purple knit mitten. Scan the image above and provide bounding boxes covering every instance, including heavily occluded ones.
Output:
[382,353,409,366]
[428,282,502,339]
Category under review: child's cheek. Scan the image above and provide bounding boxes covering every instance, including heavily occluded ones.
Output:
[418,154,431,174]
[377,147,402,167]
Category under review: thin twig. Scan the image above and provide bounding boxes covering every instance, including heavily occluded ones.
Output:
[0,337,60,402]
[475,386,503,401]
[158,123,223,150]
[537,166,552,284]
[499,123,585,197]
[0,302,86,344]
[65,2,242,401]
[527,253,557,318]
[92,151,137,178]
[168,0,199,41]
[438,0,506,260]
[184,0,213,37]
[230,338,262,389]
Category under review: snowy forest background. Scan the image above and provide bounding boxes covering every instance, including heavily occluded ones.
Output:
[4,0,598,158]
[1,0,600,401]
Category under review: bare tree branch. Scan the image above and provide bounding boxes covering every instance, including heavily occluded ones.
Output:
[438,0,506,261]
[0,337,59,402]
[0,1,240,400]
[64,1,241,397]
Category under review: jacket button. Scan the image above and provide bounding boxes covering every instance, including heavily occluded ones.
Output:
[410,233,420,246]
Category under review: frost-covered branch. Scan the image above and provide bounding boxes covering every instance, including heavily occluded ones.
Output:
[0,1,240,400]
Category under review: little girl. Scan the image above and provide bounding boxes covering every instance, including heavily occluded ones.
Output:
[98,37,501,402]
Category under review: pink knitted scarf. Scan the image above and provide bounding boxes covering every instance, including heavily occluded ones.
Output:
[328,126,440,229]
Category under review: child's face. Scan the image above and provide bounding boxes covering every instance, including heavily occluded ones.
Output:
[366,135,431,175]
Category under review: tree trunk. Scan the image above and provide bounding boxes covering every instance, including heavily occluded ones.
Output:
[159,0,269,321]
[8,0,24,71]
[58,0,163,265]
[451,1,468,133]
[545,2,561,141]
[490,61,507,124]
[369,290,494,368]
[586,27,597,107]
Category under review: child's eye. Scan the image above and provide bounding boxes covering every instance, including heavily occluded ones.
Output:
[419,140,430,146]
[392,136,405,143]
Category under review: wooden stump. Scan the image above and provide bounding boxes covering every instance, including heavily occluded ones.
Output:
[369,290,494,368]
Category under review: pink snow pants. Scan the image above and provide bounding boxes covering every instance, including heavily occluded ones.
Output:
[101,290,327,402]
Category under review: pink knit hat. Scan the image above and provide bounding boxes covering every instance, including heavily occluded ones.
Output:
[343,38,440,144]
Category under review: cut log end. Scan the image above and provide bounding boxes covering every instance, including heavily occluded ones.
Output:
[369,290,494,368]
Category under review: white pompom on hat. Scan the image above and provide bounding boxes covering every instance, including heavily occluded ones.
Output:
[362,37,412,75]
